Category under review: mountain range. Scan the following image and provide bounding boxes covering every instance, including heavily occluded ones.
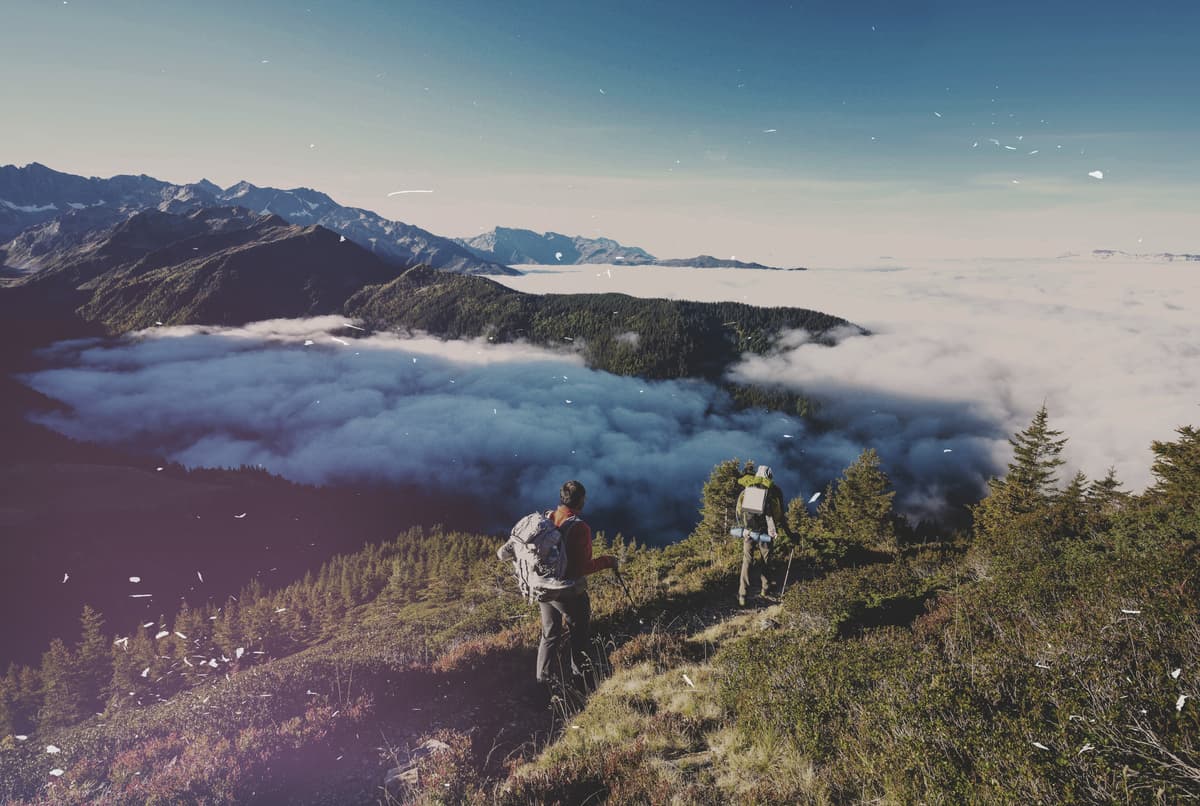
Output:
[1,163,797,279]
[0,162,515,276]
[455,225,802,270]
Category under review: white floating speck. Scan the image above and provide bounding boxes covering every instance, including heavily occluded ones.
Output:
[1032,742,1050,751]
[1004,146,1017,151]
[175,631,186,639]
[386,190,433,196]
[234,513,247,519]
[61,573,69,584]
[303,339,314,346]
[782,434,793,439]
[130,594,153,599]
[1120,609,1141,615]
[1088,170,1104,180]
[49,769,64,777]
[1171,668,1182,679]
[564,400,572,404]
[156,467,163,472]
[598,88,605,95]
[140,667,150,678]
[331,337,348,345]
[143,622,155,628]
[943,449,953,453]
[45,745,61,754]
[155,630,169,640]
[555,251,563,261]
[343,323,365,331]
[129,576,141,583]
[197,571,204,583]
[338,235,346,242]
[763,128,778,133]
[808,492,821,504]
[683,673,696,688]
[236,647,245,659]
[275,607,287,613]
[1035,661,1050,669]
[15,735,27,741]
[1178,694,1190,711]
[933,112,942,118]
[1078,744,1095,755]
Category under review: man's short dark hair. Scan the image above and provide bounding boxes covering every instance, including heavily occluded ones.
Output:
[560,480,586,508]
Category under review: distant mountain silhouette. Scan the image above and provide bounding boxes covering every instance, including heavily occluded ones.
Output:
[456,226,802,269]
[0,162,514,275]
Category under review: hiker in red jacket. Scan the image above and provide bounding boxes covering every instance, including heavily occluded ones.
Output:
[536,479,617,688]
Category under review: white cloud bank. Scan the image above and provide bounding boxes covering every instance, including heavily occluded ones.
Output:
[496,258,1200,502]
[22,255,1199,537]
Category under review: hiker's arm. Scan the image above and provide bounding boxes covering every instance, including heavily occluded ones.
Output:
[497,539,515,562]
[571,522,616,575]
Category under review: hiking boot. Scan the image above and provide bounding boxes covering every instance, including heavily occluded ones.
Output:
[738,596,747,608]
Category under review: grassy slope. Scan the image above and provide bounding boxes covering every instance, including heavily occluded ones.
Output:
[3,491,1197,805]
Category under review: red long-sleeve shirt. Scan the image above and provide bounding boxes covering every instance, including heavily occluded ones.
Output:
[552,505,615,578]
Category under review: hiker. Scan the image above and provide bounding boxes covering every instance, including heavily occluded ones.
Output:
[498,480,617,688]
[735,465,789,607]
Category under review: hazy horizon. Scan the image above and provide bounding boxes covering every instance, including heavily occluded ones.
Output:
[4,1,1199,264]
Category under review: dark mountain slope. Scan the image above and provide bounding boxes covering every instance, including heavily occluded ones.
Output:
[347,265,854,380]
[77,221,404,331]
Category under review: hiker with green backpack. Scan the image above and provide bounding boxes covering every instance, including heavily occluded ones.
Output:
[498,480,618,689]
[733,465,793,607]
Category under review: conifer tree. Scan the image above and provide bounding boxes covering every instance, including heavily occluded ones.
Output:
[0,671,14,737]
[1005,404,1068,504]
[973,405,1069,540]
[1148,425,1200,513]
[39,638,84,730]
[1086,466,1130,516]
[14,666,41,733]
[694,458,755,547]
[1051,470,1089,538]
[817,449,898,554]
[75,605,110,715]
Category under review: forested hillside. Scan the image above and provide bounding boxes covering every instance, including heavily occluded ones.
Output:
[2,410,1196,804]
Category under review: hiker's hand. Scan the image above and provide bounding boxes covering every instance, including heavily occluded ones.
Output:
[602,555,618,571]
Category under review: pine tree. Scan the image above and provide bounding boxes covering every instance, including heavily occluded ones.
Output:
[0,671,14,737]
[973,405,1069,540]
[694,459,754,545]
[1085,466,1130,517]
[1148,425,1200,513]
[39,638,84,730]
[1051,470,1089,538]
[817,449,898,554]
[1006,404,1068,504]
[75,605,110,716]
[13,666,41,734]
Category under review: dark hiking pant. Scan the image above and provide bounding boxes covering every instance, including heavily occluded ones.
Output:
[536,590,592,684]
[739,537,772,601]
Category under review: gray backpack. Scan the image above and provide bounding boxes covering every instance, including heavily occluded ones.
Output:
[498,510,581,602]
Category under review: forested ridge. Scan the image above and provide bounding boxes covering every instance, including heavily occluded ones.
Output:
[1,409,1196,804]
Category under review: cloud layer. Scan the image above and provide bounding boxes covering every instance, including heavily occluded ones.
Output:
[24,255,1198,538]
[497,258,1200,504]
[25,319,832,540]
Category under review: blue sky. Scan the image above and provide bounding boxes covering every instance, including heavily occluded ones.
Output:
[3,0,1198,262]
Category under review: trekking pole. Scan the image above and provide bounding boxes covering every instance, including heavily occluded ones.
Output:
[780,548,796,596]
[612,566,636,609]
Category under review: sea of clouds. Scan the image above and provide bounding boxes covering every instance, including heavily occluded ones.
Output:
[21,257,1199,539]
